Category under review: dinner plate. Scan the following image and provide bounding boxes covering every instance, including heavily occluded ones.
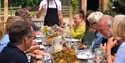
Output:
[40,45,45,49]
[35,40,42,42]
[67,39,79,42]
[77,54,88,59]
[36,35,45,38]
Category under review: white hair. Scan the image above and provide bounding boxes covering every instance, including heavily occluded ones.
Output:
[87,11,103,23]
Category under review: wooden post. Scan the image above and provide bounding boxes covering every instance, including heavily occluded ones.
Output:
[69,4,73,23]
[81,0,87,14]
[103,0,109,11]
[4,0,8,22]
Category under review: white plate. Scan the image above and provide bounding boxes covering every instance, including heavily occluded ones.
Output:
[40,45,45,49]
[67,39,79,42]
[77,54,88,59]
[35,40,42,42]
[36,35,45,38]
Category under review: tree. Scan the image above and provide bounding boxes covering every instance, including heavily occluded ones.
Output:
[1,0,42,10]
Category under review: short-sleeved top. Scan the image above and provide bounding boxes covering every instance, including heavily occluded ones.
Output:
[0,34,9,52]
[66,24,86,40]
[0,42,28,63]
[114,42,125,63]
[38,0,62,16]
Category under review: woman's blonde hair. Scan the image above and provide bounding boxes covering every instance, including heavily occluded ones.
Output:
[0,22,4,40]
[112,15,125,40]
[6,16,24,33]
[87,11,103,23]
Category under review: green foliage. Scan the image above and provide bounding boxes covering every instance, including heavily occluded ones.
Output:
[117,0,125,3]
[70,0,78,14]
[98,0,117,16]
[1,0,42,9]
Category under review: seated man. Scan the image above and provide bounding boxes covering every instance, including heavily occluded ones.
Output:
[0,21,44,63]
[15,8,40,35]
[99,15,121,61]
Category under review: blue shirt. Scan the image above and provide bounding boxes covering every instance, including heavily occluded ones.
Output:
[114,42,125,63]
[0,42,28,63]
[91,32,104,54]
[0,34,9,52]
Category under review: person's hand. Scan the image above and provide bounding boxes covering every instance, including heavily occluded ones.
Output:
[32,41,38,46]
[29,50,44,59]
[25,45,40,54]
[53,24,60,30]
[100,43,107,51]
[67,23,73,29]
[42,4,47,9]
[107,37,117,50]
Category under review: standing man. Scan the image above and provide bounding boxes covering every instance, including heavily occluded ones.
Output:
[36,0,63,26]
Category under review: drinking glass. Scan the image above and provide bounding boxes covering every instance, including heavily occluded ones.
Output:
[86,52,94,63]
[74,41,79,54]
[94,48,105,63]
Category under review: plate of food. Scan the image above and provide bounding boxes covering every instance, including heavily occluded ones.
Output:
[52,48,81,63]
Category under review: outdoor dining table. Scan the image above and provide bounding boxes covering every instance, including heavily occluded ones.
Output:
[34,33,90,63]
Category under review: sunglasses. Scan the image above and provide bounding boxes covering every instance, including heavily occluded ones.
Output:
[89,22,97,26]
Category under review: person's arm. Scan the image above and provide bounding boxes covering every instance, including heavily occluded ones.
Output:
[106,47,113,63]
[66,24,86,39]
[53,24,65,33]
[106,37,117,63]
[58,10,63,26]
[36,8,43,18]
[36,4,47,18]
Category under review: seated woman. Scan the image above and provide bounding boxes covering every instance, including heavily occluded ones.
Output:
[81,10,95,46]
[54,9,86,40]
[0,16,24,52]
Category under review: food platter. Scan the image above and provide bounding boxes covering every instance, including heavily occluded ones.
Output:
[52,48,80,63]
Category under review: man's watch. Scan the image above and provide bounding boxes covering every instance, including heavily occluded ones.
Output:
[36,58,43,61]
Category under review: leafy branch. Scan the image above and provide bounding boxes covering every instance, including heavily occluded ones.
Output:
[70,0,78,14]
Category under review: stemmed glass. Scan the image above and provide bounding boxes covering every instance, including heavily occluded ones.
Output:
[84,45,94,63]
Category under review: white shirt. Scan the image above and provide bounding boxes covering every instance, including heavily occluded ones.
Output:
[38,0,62,16]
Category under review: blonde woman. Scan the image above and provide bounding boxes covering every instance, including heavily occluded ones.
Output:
[0,22,4,40]
[106,15,125,63]
[0,16,24,52]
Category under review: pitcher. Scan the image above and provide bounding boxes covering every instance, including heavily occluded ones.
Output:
[52,36,63,51]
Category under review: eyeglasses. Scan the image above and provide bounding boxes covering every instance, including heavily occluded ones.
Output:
[27,35,36,39]
[89,22,97,26]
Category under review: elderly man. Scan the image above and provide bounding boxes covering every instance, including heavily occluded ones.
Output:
[99,15,121,61]
[0,21,44,63]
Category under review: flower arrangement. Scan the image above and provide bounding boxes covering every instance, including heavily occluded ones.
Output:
[41,25,52,35]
